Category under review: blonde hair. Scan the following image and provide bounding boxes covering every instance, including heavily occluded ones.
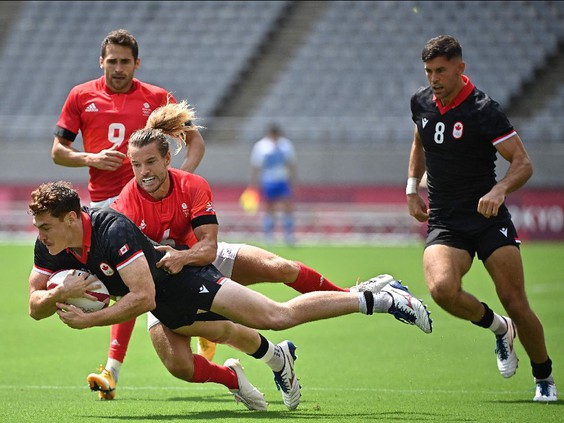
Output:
[129,100,203,156]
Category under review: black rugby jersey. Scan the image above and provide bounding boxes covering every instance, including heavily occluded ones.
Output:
[33,207,225,328]
[410,76,516,211]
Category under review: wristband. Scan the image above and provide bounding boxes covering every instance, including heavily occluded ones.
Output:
[406,177,419,195]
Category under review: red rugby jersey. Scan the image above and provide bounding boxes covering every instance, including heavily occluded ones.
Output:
[55,76,175,202]
[111,168,218,247]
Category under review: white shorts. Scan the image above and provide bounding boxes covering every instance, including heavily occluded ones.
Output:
[146,241,244,330]
[90,196,119,208]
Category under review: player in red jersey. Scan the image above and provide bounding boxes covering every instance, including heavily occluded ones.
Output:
[51,29,208,397]
[83,102,432,409]
[51,28,205,206]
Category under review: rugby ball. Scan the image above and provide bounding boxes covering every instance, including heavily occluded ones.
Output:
[47,269,110,313]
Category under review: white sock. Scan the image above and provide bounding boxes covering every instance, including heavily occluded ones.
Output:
[535,374,554,383]
[105,358,122,381]
[372,291,393,313]
[358,292,368,314]
[260,342,284,372]
[489,313,507,336]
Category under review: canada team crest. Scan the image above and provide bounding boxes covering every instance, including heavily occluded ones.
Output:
[100,262,115,276]
[452,122,464,139]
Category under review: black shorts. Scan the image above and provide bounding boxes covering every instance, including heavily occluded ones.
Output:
[152,264,228,329]
[426,209,520,261]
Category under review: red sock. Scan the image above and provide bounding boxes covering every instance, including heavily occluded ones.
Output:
[286,262,348,293]
[108,318,136,363]
[190,354,238,389]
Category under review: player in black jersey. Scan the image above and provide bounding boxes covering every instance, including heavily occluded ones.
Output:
[406,35,557,402]
[29,181,432,333]
[27,181,433,406]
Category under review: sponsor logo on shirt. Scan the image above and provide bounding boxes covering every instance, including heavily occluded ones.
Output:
[205,202,215,213]
[85,102,99,112]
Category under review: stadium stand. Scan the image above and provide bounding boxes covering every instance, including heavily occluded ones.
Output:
[0,1,563,244]
[518,85,564,143]
[0,1,564,150]
[0,1,563,148]
[0,1,290,142]
[242,0,564,144]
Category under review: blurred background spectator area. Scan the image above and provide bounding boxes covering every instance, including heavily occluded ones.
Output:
[1,1,563,243]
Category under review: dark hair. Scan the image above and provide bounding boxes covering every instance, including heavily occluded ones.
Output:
[101,29,139,61]
[267,123,282,137]
[29,181,81,218]
[421,35,462,62]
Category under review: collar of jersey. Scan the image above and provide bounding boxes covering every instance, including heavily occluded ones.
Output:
[433,75,474,115]
[66,210,92,263]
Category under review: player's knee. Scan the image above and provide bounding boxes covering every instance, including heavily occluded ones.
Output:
[428,282,456,307]
[261,255,298,284]
[499,291,528,318]
[278,259,299,283]
[211,321,238,344]
[165,357,194,381]
[259,306,295,331]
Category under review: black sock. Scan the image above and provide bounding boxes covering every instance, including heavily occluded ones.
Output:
[471,302,494,328]
[532,357,553,380]
[364,291,374,315]
[250,333,270,359]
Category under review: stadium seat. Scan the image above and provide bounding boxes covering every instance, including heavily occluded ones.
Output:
[242,0,564,145]
[0,1,563,147]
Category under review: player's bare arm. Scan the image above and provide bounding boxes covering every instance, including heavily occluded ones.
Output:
[52,136,126,171]
[180,129,205,173]
[406,127,429,222]
[28,269,100,320]
[57,257,155,329]
[478,134,533,218]
[155,223,218,274]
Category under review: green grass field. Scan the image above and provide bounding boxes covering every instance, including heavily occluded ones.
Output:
[1,242,563,422]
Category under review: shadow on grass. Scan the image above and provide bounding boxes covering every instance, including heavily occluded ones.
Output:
[82,406,462,421]
[488,399,563,406]
[79,395,477,421]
